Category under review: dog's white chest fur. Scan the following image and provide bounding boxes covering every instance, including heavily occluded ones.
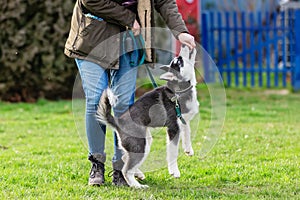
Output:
[183,88,199,119]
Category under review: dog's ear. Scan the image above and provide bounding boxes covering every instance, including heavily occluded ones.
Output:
[160,72,178,81]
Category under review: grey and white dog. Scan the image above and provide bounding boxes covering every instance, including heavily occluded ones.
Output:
[96,45,199,188]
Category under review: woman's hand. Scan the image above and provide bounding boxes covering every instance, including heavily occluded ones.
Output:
[178,33,196,49]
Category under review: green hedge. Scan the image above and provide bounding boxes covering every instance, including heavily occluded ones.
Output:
[0,0,77,102]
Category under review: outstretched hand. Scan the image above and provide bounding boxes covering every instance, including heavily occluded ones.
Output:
[178,33,196,50]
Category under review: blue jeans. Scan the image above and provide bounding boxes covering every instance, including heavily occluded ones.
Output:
[75,54,138,165]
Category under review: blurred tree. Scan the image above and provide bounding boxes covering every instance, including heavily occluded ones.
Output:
[0,0,76,102]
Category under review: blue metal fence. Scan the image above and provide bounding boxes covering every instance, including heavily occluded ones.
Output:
[201,9,300,90]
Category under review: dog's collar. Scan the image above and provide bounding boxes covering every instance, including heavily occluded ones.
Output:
[166,80,193,125]
[167,80,193,94]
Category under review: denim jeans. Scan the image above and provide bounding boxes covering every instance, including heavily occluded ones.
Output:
[75,53,138,165]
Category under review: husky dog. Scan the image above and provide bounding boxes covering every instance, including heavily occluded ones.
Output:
[96,45,199,188]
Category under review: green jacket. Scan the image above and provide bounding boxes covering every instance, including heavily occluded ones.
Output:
[64,0,188,69]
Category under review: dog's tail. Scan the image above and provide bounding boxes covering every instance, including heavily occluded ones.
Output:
[96,88,118,129]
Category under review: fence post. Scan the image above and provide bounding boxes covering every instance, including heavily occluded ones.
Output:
[201,12,213,83]
[294,10,300,91]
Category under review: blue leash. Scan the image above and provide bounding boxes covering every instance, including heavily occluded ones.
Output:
[145,64,158,88]
[122,30,146,67]
[122,31,158,88]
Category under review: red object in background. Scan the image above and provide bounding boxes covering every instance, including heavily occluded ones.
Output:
[176,0,201,54]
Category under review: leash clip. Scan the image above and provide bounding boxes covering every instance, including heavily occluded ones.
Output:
[171,94,179,102]
[173,97,187,125]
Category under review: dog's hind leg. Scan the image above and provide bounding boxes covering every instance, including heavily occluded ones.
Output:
[121,136,151,188]
[122,152,148,188]
[166,126,180,178]
[180,123,194,156]
[134,128,152,181]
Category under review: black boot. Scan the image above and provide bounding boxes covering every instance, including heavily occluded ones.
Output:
[88,155,105,186]
[111,160,129,186]
[111,170,129,186]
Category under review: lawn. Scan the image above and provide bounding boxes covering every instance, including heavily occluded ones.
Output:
[0,88,299,199]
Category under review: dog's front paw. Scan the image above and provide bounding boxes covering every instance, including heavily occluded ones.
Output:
[169,167,181,178]
[184,147,194,156]
[170,170,181,178]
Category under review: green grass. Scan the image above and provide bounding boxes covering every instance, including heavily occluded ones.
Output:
[220,71,293,89]
[0,88,299,199]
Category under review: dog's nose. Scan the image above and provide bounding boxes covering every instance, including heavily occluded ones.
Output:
[176,56,183,67]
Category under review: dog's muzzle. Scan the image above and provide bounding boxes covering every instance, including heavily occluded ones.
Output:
[160,56,184,80]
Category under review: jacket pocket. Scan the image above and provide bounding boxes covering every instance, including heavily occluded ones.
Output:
[74,16,108,59]
[73,14,120,67]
